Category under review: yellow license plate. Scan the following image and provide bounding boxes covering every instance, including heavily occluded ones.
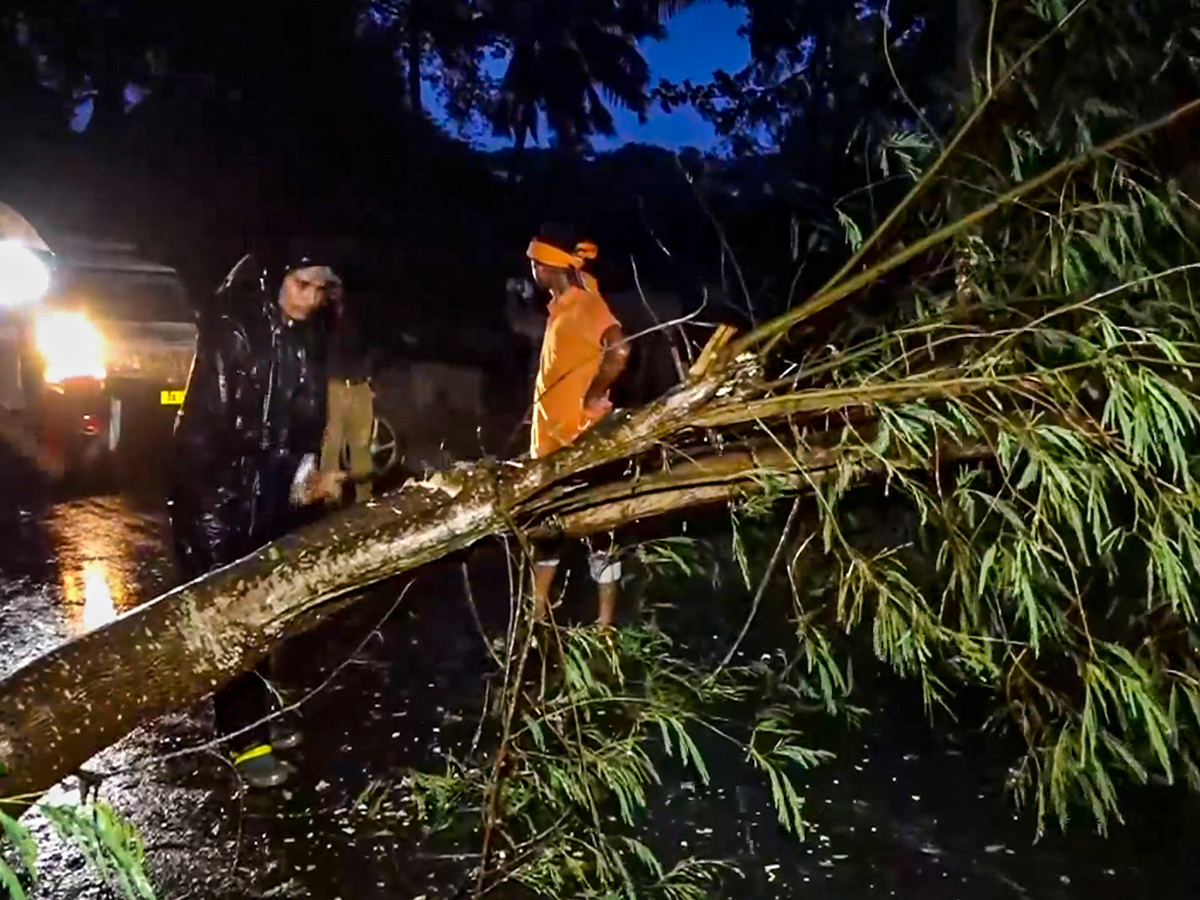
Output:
[160,390,185,405]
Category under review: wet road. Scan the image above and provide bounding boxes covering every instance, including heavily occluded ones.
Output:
[0,490,174,671]
[3,448,1200,899]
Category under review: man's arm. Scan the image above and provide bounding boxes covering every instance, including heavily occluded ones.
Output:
[172,314,257,563]
[175,314,256,470]
[584,324,630,411]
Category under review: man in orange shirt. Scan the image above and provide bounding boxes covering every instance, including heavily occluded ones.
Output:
[527,223,630,626]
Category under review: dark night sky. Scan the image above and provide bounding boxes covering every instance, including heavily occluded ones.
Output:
[425,3,751,152]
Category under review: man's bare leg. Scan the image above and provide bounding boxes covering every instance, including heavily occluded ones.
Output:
[533,560,558,623]
[597,580,618,627]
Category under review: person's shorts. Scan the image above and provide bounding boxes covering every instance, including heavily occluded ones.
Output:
[533,533,622,585]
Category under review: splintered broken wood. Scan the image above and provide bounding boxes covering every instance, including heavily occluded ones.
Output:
[689,324,738,379]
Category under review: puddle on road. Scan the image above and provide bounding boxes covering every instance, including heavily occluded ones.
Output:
[71,559,117,630]
[0,490,174,671]
[44,497,171,635]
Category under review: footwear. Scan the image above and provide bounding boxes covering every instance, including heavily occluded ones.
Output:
[269,715,304,750]
[232,745,293,789]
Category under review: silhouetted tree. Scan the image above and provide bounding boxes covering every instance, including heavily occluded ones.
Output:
[484,0,702,151]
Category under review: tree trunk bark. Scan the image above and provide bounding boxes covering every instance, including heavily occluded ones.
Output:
[0,379,719,798]
[0,468,503,798]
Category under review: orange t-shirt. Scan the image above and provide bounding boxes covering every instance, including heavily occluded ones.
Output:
[531,286,620,459]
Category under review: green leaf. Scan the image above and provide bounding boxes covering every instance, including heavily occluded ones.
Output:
[836,208,864,252]
[0,859,29,900]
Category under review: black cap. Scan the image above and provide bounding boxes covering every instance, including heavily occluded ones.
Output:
[281,240,343,281]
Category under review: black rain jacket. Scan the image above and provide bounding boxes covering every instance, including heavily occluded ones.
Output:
[168,252,333,580]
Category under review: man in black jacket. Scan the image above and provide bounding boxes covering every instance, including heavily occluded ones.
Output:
[168,248,347,788]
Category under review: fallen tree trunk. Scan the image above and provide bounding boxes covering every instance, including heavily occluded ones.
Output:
[530,438,994,537]
[0,370,992,800]
[0,462,507,799]
[0,379,724,798]
[0,335,1049,801]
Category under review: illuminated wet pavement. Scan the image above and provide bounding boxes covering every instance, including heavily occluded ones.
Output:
[2,453,1200,899]
[0,500,166,684]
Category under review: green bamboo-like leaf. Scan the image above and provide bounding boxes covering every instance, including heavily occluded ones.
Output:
[0,809,37,882]
[672,720,710,785]
[836,208,864,252]
[0,858,29,900]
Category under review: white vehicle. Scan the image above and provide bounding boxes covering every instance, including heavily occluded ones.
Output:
[0,204,196,487]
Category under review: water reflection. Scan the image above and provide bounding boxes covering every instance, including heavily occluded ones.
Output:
[0,487,174,677]
[44,497,170,635]
[64,559,120,630]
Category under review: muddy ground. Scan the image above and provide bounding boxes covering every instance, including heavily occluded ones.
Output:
[3,430,1200,899]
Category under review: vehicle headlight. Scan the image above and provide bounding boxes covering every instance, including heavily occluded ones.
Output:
[34,311,106,384]
[0,240,51,308]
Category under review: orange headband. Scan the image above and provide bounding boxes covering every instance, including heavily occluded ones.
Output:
[527,238,598,270]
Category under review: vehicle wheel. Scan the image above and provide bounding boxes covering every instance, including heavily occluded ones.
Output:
[369,414,402,475]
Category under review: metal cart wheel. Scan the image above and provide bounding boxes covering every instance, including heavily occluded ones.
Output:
[339,413,402,475]
[370,414,401,474]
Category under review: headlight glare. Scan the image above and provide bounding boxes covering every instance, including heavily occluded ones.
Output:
[0,240,51,308]
[34,311,106,384]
